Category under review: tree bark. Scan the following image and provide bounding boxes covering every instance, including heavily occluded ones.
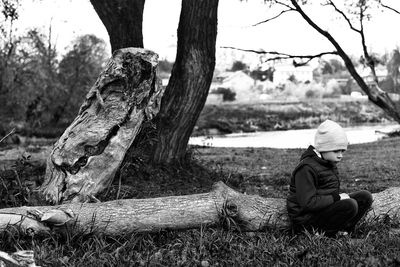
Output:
[89,0,219,164]
[150,0,219,163]
[40,48,164,204]
[1,182,399,236]
[89,0,145,51]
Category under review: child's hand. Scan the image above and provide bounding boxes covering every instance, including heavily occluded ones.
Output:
[339,193,350,200]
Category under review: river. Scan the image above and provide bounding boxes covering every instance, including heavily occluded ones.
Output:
[189,123,399,149]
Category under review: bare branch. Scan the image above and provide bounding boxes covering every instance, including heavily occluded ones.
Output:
[273,0,294,11]
[357,3,379,84]
[253,9,294,26]
[220,46,338,66]
[379,1,400,15]
[252,0,295,26]
[0,128,15,144]
[326,0,361,33]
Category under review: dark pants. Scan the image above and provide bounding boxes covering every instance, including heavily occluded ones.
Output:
[297,190,373,236]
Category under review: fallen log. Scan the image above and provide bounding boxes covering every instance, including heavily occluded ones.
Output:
[0,250,37,267]
[0,182,399,236]
[40,47,164,204]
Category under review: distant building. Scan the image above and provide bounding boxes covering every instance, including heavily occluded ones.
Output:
[216,71,256,102]
[272,63,314,84]
[357,65,388,86]
[209,71,261,102]
[333,78,349,86]
[205,93,223,104]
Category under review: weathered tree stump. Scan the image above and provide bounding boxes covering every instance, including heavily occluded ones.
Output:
[40,48,164,204]
[1,182,399,237]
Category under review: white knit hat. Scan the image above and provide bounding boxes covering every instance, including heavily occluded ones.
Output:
[314,120,348,152]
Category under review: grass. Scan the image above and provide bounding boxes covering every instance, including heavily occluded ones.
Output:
[1,218,400,266]
[1,136,400,266]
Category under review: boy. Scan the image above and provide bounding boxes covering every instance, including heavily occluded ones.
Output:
[286,119,373,236]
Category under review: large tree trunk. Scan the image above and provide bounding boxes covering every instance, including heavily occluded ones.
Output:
[1,182,400,236]
[89,0,145,51]
[40,48,164,204]
[89,0,219,164]
[150,0,219,163]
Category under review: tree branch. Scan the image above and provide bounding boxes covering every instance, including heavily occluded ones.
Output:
[357,3,379,85]
[252,9,294,26]
[379,1,400,15]
[220,46,337,66]
[326,0,361,33]
[289,0,400,122]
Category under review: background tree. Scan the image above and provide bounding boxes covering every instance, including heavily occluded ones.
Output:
[0,0,20,124]
[230,60,248,72]
[0,27,60,128]
[55,34,108,125]
[252,0,400,123]
[0,3,108,135]
[321,58,346,75]
[387,48,400,93]
[250,66,274,81]
[3,30,106,132]
[19,29,60,128]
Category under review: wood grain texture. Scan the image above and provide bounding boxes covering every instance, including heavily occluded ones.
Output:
[41,48,163,204]
[2,182,398,236]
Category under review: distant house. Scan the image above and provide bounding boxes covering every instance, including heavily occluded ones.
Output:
[212,71,256,102]
[205,93,224,104]
[333,78,349,86]
[272,63,314,84]
[357,65,388,86]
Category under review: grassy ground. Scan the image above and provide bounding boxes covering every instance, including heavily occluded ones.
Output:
[1,137,400,266]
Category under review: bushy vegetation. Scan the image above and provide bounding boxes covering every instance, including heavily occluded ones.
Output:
[210,87,236,101]
[194,100,391,136]
[0,14,109,138]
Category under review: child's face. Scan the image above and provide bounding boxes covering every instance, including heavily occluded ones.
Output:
[321,149,346,163]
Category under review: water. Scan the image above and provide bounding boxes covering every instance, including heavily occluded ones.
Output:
[189,123,399,148]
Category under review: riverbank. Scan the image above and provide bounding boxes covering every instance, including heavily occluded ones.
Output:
[189,123,400,148]
[0,99,391,145]
[193,99,391,136]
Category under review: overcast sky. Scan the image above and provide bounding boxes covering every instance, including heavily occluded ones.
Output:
[15,0,400,61]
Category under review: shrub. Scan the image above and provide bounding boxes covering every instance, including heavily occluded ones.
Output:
[305,89,317,98]
[211,87,236,102]
[230,61,248,72]
[323,79,341,98]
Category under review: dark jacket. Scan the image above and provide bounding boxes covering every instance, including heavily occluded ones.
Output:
[286,145,341,224]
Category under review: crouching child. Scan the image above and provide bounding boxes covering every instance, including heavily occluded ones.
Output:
[286,120,373,237]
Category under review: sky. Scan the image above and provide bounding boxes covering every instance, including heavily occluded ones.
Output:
[14,0,400,64]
